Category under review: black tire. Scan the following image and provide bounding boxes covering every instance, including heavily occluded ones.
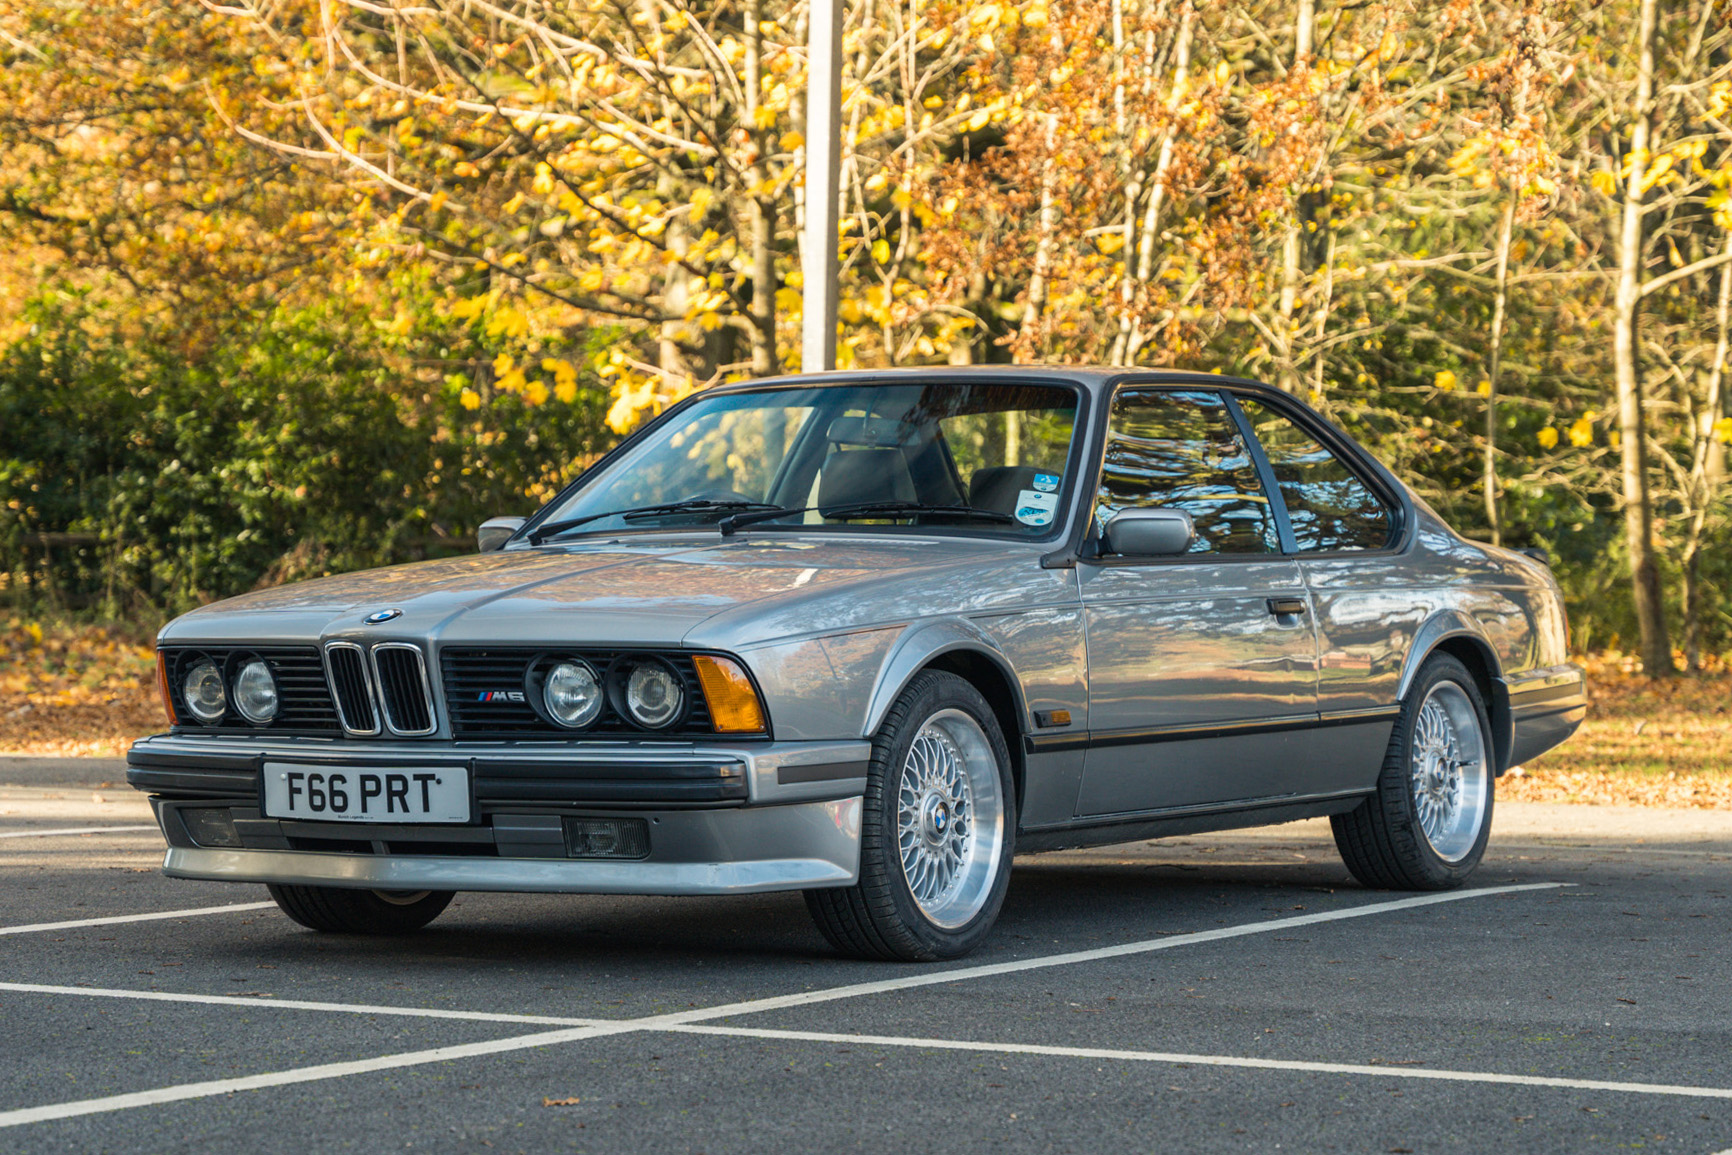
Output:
[267,884,454,934]
[1332,654,1496,890]
[805,671,1016,962]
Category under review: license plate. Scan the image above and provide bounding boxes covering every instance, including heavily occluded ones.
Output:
[262,763,471,824]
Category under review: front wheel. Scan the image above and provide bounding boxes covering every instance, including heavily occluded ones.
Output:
[267,884,454,934]
[805,671,1015,961]
[1332,654,1495,890]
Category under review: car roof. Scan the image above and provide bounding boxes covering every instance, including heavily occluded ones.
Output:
[702,365,1279,402]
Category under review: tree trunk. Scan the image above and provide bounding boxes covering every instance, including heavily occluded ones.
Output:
[1483,194,1516,547]
[1019,113,1060,359]
[1273,0,1316,393]
[1123,1,1195,365]
[1682,238,1732,670]
[744,0,776,377]
[1613,0,1671,676]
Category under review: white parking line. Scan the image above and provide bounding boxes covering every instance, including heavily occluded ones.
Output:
[0,1024,630,1128]
[0,883,1562,1129]
[0,826,157,839]
[0,902,274,938]
[0,983,604,1028]
[664,1024,1732,1101]
[647,883,1569,1026]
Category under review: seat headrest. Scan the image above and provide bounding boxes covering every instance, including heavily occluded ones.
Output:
[826,416,914,448]
[817,448,917,508]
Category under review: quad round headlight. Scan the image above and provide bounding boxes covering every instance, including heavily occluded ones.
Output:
[544,660,603,728]
[623,660,683,729]
[181,660,227,724]
[233,659,279,724]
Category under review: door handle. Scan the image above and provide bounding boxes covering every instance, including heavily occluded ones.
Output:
[1266,596,1307,617]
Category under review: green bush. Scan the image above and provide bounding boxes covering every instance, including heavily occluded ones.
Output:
[0,291,613,615]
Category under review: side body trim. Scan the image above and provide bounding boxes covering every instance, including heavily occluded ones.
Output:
[1024,706,1401,755]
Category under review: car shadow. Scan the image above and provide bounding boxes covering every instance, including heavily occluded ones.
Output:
[195,853,1366,977]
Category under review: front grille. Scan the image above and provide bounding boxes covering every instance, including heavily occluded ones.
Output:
[164,647,340,736]
[443,648,721,740]
[324,645,378,735]
[374,645,434,735]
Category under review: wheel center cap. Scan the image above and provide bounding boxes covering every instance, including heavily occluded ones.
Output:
[922,795,950,843]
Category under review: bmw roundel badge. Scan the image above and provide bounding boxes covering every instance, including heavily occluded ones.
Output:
[364,609,403,624]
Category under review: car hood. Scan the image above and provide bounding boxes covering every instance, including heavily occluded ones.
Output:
[159,535,1035,647]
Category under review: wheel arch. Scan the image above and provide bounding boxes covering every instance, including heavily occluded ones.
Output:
[1397,612,1512,774]
[863,621,1029,814]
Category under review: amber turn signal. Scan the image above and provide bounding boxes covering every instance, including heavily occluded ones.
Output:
[155,649,177,724]
[691,655,766,733]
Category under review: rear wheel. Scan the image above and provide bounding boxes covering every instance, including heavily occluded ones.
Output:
[805,671,1015,961]
[1332,654,1494,890]
[267,884,454,934]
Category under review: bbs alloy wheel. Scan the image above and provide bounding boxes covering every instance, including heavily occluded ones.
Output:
[1332,654,1495,890]
[805,671,1015,961]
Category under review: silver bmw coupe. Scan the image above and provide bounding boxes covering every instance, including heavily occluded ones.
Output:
[129,368,1585,960]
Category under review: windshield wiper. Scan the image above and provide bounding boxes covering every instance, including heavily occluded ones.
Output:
[719,501,1017,537]
[529,500,778,544]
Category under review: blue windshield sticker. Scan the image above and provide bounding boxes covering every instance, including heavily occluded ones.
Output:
[1033,472,1060,493]
[1014,489,1059,527]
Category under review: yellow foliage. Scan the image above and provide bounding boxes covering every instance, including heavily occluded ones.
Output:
[1569,413,1596,447]
[459,387,481,410]
[1537,426,1559,450]
[486,308,529,339]
[1434,370,1457,391]
[1716,417,1732,445]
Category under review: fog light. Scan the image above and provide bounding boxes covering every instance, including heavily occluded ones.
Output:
[563,817,650,859]
[181,807,241,848]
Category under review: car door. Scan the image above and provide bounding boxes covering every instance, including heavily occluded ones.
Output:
[1073,387,1321,817]
[1234,395,1415,788]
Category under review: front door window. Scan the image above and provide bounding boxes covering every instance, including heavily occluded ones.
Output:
[1095,389,1279,554]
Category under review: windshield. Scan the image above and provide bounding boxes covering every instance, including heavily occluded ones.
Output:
[533,381,1082,540]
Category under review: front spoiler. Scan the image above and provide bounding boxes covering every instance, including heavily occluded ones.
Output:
[159,795,864,896]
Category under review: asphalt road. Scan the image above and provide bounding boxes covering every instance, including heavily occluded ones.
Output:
[1,757,1729,1154]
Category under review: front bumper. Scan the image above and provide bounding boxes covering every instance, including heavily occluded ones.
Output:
[129,733,869,896]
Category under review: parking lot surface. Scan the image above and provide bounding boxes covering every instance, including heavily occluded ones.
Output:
[2,757,1729,1154]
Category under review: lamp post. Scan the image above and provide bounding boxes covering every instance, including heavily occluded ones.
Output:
[801,0,843,372]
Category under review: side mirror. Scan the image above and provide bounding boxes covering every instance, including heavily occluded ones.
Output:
[477,516,528,553]
[1104,508,1195,557]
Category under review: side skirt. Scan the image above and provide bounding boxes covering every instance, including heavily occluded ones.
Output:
[1015,789,1372,855]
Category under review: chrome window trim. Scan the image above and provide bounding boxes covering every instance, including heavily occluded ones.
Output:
[370,641,439,737]
[322,641,381,737]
